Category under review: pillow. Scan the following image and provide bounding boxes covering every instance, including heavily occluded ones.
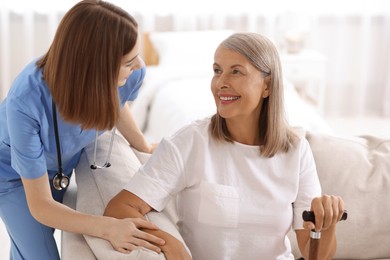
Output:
[75,132,189,259]
[148,30,233,68]
[298,132,390,259]
[144,77,216,142]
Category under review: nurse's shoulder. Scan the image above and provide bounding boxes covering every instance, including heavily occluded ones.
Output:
[7,58,49,102]
[6,59,52,116]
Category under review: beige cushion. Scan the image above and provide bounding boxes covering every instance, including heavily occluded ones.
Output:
[62,176,96,259]
[74,132,188,259]
[67,130,390,259]
[303,132,390,259]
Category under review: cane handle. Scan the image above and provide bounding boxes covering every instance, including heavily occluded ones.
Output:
[302,210,348,224]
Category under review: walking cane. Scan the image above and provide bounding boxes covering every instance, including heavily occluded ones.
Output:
[302,210,348,260]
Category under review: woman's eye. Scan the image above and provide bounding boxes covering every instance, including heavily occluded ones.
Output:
[232,69,241,74]
[213,68,221,74]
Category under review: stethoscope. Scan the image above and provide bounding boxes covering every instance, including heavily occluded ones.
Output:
[52,100,115,190]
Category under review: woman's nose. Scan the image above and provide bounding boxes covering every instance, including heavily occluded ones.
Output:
[134,57,145,70]
[216,74,229,89]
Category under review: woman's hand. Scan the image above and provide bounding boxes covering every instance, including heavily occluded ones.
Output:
[297,195,345,259]
[303,194,345,232]
[160,233,192,260]
[106,217,165,254]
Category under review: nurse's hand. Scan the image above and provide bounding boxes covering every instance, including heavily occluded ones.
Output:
[146,142,159,153]
[107,217,165,254]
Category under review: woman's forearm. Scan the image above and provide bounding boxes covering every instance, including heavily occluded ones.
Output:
[301,225,337,260]
[104,190,189,258]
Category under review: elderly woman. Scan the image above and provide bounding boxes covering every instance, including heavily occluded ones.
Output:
[105,32,345,260]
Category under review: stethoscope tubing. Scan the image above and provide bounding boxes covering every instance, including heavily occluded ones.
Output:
[90,128,116,170]
[51,100,116,190]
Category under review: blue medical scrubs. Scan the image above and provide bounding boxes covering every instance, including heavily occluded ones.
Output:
[0,58,145,259]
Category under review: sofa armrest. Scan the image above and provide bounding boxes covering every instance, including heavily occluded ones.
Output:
[62,176,96,259]
[63,132,190,259]
[304,132,390,259]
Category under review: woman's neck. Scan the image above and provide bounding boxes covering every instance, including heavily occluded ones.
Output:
[225,117,261,145]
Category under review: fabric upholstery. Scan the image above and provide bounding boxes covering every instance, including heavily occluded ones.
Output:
[63,132,188,260]
[63,131,390,259]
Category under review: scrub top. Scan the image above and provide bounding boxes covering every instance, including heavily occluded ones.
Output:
[0,59,145,192]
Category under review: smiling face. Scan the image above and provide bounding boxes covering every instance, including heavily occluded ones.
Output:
[117,40,143,87]
[211,46,270,124]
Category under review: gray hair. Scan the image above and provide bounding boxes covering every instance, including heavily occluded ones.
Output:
[210,33,297,157]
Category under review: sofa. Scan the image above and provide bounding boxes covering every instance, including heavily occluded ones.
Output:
[62,130,390,259]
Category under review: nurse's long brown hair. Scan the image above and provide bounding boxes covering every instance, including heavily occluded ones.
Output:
[209,33,298,157]
[36,0,138,130]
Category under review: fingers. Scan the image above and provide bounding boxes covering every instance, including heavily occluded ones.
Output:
[110,218,166,254]
[133,217,160,230]
[113,243,136,254]
[338,197,345,221]
[308,195,345,231]
[115,247,129,254]
[113,236,162,254]
[134,228,165,246]
[126,237,161,253]
[331,196,340,224]
[132,218,165,245]
[310,196,325,231]
[114,243,153,254]
[322,195,333,229]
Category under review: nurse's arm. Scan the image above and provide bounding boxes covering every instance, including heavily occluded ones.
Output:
[116,103,157,153]
[105,189,191,260]
[21,173,165,253]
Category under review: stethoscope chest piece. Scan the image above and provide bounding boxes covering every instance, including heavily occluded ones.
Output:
[53,173,70,191]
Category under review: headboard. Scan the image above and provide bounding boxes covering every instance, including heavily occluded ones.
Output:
[140,30,234,68]
[142,32,159,66]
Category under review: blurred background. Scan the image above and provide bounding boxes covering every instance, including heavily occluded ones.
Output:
[0,0,389,128]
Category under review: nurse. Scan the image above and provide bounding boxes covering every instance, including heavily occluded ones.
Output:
[0,1,165,259]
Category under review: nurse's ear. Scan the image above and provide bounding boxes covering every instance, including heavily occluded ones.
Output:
[261,75,271,98]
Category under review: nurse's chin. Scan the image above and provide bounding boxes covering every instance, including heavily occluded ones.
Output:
[117,79,127,87]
